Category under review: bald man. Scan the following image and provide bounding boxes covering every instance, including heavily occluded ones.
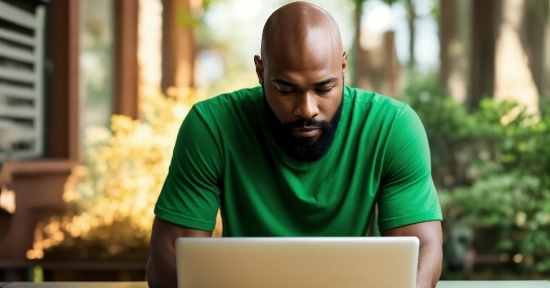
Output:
[147,2,442,287]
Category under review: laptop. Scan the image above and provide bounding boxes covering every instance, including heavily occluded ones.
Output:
[176,237,419,288]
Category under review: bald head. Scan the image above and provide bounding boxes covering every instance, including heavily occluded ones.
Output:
[260,1,343,68]
[254,1,347,151]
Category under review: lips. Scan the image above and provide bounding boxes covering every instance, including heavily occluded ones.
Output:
[291,127,321,138]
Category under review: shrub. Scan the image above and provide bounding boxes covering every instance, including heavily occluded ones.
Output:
[404,75,550,274]
[27,87,214,260]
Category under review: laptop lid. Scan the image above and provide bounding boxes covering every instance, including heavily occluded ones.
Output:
[176,237,419,288]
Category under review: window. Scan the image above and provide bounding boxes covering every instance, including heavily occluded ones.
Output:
[0,1,45,159]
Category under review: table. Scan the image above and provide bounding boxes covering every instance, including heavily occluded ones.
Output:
[1,281,549,287]
[438,281,550,288]
[0,284,147,288]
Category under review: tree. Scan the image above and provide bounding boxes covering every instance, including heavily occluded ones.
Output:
[350,0,417,76]
[351,0,366,88]
[522,0,549,103]
[405,0,416,70]
[439,0,472,104]
[162,0,202,92]
[493,0,541,113]
[350,0,405,97]
[440,0,549,110]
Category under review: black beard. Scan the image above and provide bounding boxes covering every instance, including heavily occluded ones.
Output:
[263,88,344,162]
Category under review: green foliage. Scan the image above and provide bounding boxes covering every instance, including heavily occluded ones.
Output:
[404,75,550,274]
[350,0,399,8]
[177,0,221,28]
[381,0,400,5]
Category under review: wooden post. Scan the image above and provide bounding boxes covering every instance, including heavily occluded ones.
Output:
[114,0,139,119]
[161,0,202,92]
[43,0,80,160]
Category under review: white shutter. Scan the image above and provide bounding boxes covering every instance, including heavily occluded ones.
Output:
[0,1,45,159]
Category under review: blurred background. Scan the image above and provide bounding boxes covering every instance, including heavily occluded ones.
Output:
[0,0,549,282]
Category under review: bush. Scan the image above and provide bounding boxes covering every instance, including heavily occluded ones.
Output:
[404,75,550,274]
[27,87,204,260]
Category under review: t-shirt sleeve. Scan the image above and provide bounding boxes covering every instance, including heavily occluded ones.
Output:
[154,105,222,231]
[377,105,442,231]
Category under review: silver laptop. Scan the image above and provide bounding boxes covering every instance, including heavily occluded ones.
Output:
[176,237,419,288]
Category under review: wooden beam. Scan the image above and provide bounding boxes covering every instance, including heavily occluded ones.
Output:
[45,0,81,160]
[161,0,199,92]
[43,0,80,160]
[114,0,139,119]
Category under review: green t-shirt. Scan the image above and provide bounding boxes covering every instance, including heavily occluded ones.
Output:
[155,86,442,236]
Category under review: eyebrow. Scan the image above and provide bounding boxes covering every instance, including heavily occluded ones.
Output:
[271,77,338,87]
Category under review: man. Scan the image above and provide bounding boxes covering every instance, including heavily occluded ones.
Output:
[147,2,443,287]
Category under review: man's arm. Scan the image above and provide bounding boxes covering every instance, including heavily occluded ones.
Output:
[381,221,442,288]
[147,216,212,288]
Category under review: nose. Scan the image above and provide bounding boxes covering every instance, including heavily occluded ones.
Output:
[294,92,319,119]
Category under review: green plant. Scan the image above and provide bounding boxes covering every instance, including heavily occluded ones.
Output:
[27,87,204,260]
[404,75,550,274]
[445,102,550,273]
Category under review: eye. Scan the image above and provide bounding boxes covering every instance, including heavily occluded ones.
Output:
[276,87,294,95]
[316,87,334,94]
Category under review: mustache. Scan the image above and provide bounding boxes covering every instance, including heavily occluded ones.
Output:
[281,117,332,130]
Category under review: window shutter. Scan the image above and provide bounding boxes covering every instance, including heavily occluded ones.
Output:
[0,1,45,159]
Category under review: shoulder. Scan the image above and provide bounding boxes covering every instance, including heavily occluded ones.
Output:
[193,86,263,116]
[345,86,408,114]
[185,86,263,140]
[344,86,414,126]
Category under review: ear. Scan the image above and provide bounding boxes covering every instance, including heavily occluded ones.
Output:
[342,52,348,73]
[254,55,264,85]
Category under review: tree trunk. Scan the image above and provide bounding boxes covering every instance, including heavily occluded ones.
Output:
[493,0,539,113]
[521,0,549,102]
[468,0,500,109]
[161,0,201,92]
[439,0,472,103]
[382,31,401,98]
[352,0,366,88]
[547,17,550,101]
[405,0,416,70]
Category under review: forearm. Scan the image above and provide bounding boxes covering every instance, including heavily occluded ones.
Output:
[381,221,443,288]
[147,217,213,288]
[146,225,179,288]
[416,241,443,288]
[147,253,177,288]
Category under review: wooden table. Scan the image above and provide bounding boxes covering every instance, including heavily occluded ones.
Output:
[1,281,550,287]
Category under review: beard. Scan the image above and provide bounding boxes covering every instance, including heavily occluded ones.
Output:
[263,86,344,162]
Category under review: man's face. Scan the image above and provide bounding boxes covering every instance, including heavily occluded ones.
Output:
[254,42,348,161]
[254,51,348,142]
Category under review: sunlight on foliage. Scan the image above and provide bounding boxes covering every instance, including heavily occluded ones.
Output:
[405,75,550,275]
[27,86,221,260]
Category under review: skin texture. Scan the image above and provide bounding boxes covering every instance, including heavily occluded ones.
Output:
[147,2,442,288]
